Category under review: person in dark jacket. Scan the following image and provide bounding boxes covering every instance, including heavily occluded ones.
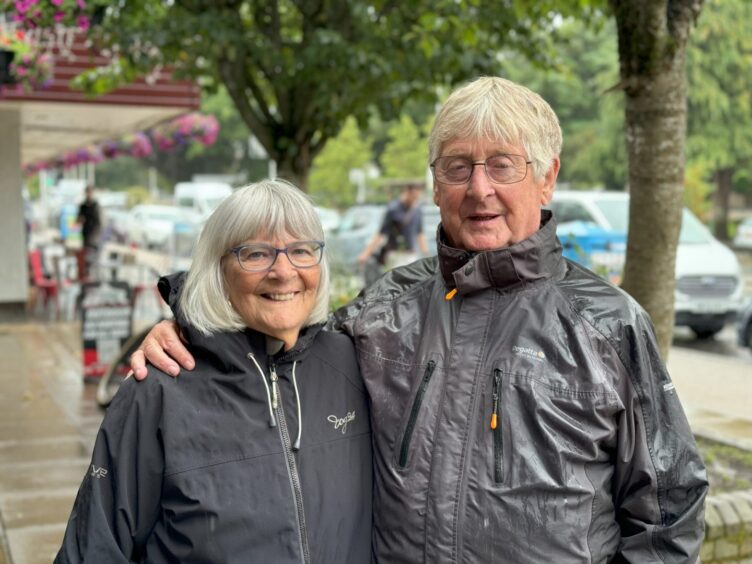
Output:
[131,77,708,562]
[56,179,372,563]
[76,185,101,279]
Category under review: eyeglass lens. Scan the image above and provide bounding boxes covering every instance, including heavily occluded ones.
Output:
[433,155,528,184]
[235,241,323,271]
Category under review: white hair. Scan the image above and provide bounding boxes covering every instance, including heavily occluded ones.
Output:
[179,179,330,335]
[428,76,562,180]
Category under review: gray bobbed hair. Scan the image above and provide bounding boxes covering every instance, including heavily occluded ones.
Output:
[179,178,329,336]
[428,76,563,180]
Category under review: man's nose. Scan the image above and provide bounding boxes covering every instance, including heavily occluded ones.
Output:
[467,163,495,199]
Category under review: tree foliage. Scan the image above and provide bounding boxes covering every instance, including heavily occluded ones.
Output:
[380,115,429,181]
[308,117,372,208]
[686,0,752,239]
[81,0,594,189]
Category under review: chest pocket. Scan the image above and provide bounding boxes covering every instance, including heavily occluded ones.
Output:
[483,369,621,488]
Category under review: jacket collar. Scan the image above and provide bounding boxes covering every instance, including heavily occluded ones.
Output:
[437,209,565,295]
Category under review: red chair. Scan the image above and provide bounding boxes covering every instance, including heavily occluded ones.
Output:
[28,249,60,318]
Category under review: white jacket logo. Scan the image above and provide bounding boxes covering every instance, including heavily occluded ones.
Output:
[328,410,356,434]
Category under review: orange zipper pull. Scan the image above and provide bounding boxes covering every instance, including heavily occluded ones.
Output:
[490,413,498,430]
[445,288,458,300]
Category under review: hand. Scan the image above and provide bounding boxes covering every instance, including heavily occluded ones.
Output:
[130,319,195,380]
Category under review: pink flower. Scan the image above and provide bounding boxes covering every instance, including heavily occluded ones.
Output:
[76,0,86,8]
[76,14,89,31]
[50,0,64,6]
[53,10,65,22]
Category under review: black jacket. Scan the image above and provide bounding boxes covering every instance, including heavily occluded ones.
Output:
[334,209,707,563]
[56,308,372,562]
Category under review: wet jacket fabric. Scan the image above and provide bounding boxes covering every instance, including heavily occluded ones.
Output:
[56,305,372,563]
[333,209,707,563]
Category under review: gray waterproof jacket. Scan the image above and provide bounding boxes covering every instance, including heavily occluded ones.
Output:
[333,210,707,563]
[56,311,372,563]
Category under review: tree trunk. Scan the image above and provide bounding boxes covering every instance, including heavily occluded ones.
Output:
[274,143,314,192]
[611,0,704,359]
[712,167,733,241]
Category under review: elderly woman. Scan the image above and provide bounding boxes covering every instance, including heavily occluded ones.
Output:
[56,180,372,563]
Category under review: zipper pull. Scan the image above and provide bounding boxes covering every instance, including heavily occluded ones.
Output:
[490,369,501,430]
[270,364,279,409]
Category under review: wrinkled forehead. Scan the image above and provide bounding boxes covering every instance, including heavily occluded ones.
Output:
[440,135,525,157]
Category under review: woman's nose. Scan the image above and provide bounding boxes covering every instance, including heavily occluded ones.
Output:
[266,252,298,279]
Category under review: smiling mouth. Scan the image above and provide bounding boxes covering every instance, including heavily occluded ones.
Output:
[263,292,298,302]
[467,213,500,223]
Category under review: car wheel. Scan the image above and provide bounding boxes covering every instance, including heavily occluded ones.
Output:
[690,324,724,340]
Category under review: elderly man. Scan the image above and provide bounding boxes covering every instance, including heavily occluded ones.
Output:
[132,77,707,562]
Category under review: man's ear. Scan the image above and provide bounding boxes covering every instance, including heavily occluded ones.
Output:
[433,185,441,206]
[540,157,560,205]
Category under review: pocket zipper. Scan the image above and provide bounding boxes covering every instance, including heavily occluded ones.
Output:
[491,368,503,484]
[398,360,437,468]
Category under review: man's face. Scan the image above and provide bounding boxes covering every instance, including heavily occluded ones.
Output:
[432,137,559,251]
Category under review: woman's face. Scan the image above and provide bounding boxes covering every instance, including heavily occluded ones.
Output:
[223,233,321,350]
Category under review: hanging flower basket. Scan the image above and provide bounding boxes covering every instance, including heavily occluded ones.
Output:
[5,0,105,32]
[0,28,54,91]
[22,112,221,174]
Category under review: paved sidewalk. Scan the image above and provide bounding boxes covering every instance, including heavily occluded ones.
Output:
[0,322,102,564]
[0,319,749,563]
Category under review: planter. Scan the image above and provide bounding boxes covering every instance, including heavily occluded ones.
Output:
[0,49,16,85]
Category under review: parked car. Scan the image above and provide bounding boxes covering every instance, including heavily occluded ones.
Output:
[733,218,752,250]
[327,204,386,267]
[125,204,200,251]
[736,299,752,352]
[174,181,233,220]
[547,191,745,339]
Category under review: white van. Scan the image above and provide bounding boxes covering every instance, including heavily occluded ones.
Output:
[174,182,233,220]
[547,190,744,339]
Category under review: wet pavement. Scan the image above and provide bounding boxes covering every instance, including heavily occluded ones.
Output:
[0,322,101,564]
[0,316,750,563]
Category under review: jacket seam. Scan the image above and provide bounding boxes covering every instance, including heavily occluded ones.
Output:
[165,430,370,477]
[554,283,667,538]
[308,346,364,392]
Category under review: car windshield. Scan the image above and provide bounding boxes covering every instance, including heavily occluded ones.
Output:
[592,198,711,244]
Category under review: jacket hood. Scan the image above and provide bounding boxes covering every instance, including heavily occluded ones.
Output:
[437,209,565,295]
[157,272,323,373]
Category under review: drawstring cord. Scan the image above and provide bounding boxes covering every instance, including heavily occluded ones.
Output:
[291,361,302,451]
[247,353,277,427]
[247,353,302,451]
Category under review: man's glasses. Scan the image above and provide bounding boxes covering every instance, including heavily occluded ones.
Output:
[430,154,532,185]
[226,240,325,272]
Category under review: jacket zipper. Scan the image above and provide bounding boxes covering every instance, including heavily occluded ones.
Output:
[399,360,436,468]
[490,368,503,484]
[270,362,311,564]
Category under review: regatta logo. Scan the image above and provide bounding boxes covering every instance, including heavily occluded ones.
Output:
[512,345,546,362]
[90,465,108,479]
[328,410,356,434]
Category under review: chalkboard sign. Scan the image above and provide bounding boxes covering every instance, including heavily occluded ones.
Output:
[80,281,133,380]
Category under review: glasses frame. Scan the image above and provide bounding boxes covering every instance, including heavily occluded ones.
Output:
[226,240,325,272]
[430,154,533,185]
